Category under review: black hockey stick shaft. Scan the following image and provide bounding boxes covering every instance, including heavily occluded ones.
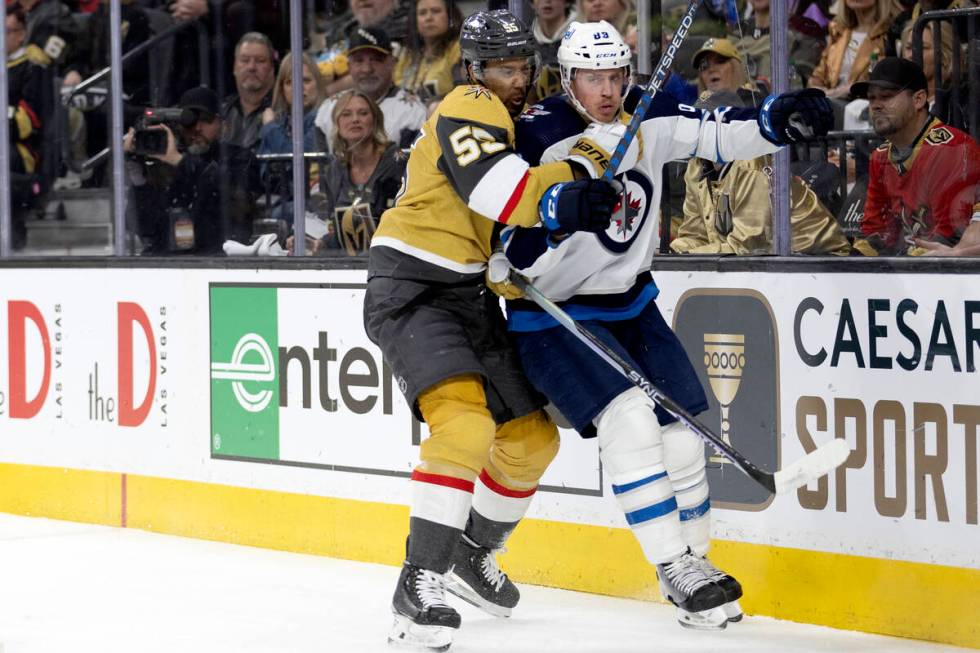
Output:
[602,0,703,181]
[510,273,778,494]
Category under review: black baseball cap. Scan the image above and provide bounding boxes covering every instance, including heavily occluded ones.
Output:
[347,27,392,56]
[850,57,928,99]
[177,86,219,125]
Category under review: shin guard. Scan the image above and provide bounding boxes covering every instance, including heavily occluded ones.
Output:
[595,388,686,564]
[409,375,496,572]
[467,409,559,548]
[662,421,711,556]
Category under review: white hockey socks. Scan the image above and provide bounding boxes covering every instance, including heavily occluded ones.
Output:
[595,388,687,564]
[661,421,711,556]
[468,470,537,549]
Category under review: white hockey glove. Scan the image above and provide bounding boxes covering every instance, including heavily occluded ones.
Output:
[566,122,641,179]
[486,250,524,300]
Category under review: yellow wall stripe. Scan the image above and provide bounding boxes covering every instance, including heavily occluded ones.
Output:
[0,463,121,526]
[0,463,976,649]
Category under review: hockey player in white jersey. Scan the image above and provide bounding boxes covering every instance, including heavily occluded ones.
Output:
[499,21,833,630]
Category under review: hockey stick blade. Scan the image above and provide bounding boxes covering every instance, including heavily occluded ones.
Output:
[773,438,850,495]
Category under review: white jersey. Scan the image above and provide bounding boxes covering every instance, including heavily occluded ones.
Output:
[503,93,780,332]
[315,86,427,152]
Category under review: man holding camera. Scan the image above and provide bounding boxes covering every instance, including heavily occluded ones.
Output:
[125,86,260,255]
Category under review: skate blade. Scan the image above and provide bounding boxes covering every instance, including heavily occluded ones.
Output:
[723,600,743,623]
[444,574,513,618]
[676,606,728,631]
[388,613,455,651]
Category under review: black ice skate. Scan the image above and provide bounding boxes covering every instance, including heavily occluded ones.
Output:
[388,562,461,651]
[696,555,744,623]
[656,548,728,631]
[444,533,519,618]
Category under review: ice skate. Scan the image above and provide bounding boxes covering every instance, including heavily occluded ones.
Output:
[444,533,519,618]
[656,549,728,631]
[388,562,460,651]
[696,555,744,622]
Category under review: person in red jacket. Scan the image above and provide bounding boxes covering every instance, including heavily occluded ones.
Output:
[852,57,980,256]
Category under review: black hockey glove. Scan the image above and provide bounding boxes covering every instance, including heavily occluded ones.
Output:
[758,88,833,145]
[539,179,620,234]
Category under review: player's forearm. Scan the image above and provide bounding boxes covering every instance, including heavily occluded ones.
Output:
[495,161,575,228]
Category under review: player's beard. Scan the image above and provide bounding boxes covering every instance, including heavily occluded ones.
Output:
[504,89,527,117]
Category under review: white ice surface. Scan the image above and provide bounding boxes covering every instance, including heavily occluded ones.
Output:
[0,513,964,653]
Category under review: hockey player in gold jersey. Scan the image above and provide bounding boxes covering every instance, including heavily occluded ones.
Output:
[365,9,624,651]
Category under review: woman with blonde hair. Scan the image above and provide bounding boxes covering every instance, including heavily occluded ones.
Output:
[808,0,902,99]
[901,20,954,94]
[319,90,406,251]
[258,52,328,223]
[261,52,326,145]
[901,20,969,127]
[692,38,753,97]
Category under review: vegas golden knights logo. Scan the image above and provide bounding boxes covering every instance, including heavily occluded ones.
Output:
[336,204,376,256]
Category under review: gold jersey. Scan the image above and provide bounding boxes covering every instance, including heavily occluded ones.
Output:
[393,40,462,102]
[371,84,573,277]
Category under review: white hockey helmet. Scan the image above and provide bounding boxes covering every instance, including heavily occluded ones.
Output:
[557,20,632,123]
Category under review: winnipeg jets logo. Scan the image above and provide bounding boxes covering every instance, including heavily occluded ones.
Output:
[519,105,551,121]
[598,168,653,254]
[613,193,643,238]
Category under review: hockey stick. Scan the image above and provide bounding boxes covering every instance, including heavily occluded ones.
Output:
[602,0,703,181]
[509,274,850,496]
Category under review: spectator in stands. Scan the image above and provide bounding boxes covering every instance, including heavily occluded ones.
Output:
[59,0,154,187]
[916,216,980,255]
[147,0,284,102]
[6,7,43,175]
[21,0,85,189]
[221,32,277,151]
[899,20,968,127]
[258,53,326,219]
[393,0,463,102]
[896,0,979,43]
[671,90,851,256]
[808,0,900,100]
[735,0,826,86]
[315,27,426,151]
[577,0,635,49]
[318,0,409,96]
[852,58,980,255]
[529,0,578,102]
[124,86,260,254]
[793,0,834,35]
[62,1,153,107]
[6,6,45,250]
[351,0,409,39]
[316,90,407,253]
[16,0,81,72]
[692,39,759,102]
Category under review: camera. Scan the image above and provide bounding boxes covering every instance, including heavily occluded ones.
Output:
[133,129,169,155]
[131,107,187,158]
